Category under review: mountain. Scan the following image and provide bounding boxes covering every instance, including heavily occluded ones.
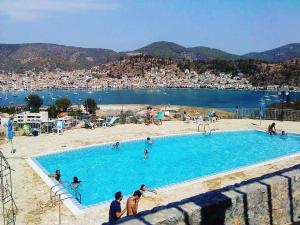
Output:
[0,43,121,72]
[134,41,240,60]
[243,43,300,62]
[1,42,300,73]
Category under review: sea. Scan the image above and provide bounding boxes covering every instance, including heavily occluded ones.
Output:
[1,88,300,108]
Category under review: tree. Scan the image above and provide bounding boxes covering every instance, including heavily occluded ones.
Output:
[55,98,71,112]
[25,94,43,112]
[295,98,300,110]
[47,105,59,118]
[84,98,97,114]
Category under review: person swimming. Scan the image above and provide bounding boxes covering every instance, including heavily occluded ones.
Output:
[268,122,276,135]
[146,137,152,145]
[139,184,157,197]
[48,170,62,183]
[144,149,149,159]
[113,142,120,149]
[70,176,81,190]
[281,131,286,136]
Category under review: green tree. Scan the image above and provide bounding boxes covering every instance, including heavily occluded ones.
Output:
[68,109,82,117]
[84,98,97,114]
[47,105,59,118]
[25,94,43,112]
[295,98,300,110]
[55,98,71,112]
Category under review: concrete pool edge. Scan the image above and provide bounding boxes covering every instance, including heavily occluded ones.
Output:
[25,129,300,216]
[26,157,85,216]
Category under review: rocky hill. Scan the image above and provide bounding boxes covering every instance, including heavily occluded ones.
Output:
[1,42,300,73]
[0,43,121,72]
[243,43,300,62]
[134,41,241,60]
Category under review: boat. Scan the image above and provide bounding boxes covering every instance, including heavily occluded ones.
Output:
[88,91,93,94]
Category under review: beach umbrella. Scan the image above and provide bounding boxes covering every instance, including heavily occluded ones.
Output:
[259,102,265,125]
[6,117,15,153]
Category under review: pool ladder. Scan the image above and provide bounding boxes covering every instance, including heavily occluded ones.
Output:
[198,123,212,134]
[50,184,81,224]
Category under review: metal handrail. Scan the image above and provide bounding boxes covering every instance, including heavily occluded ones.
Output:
[197,123,211,134]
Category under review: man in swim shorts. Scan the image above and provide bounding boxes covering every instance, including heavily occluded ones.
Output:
[126,190,142,216]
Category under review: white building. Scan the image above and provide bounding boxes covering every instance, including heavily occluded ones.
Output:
[57,116,74,129]
[15,111,49,124]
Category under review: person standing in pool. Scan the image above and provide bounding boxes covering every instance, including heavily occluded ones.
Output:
[108,191,126,224]
[71,176,81,190]
[144,149,149,159]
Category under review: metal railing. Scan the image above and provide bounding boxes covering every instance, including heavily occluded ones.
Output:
[214,108,300,121]
[0,151,17,225]
[49,183,81,225]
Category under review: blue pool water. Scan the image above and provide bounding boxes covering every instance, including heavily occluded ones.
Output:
[35,130,300,207]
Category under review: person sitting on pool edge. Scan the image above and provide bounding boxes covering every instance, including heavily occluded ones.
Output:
[126,190,142,216]
[48,169,62,183]
[139,184,157,197]
[268,122,277,135]
[109,191,126,224]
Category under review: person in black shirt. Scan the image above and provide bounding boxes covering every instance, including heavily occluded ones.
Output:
[109,191,126,224]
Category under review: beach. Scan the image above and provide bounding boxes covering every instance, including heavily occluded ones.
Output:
[1,117,300,225]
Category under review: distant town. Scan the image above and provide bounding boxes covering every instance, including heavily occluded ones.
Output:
[0,56,299,92]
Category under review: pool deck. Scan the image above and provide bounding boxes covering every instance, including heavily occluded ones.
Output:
[1,119,300,225]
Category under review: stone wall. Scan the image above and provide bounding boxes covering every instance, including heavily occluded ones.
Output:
[117,165,300,225]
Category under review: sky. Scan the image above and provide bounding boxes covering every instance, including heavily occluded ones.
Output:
[0,0,299,54]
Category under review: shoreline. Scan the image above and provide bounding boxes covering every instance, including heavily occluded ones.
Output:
[1,87,300,93]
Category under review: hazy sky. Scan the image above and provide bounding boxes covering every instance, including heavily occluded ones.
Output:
[0,0,299,54]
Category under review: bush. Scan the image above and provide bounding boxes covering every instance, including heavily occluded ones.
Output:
[55,98,71,112]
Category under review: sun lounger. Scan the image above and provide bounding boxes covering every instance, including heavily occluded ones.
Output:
[154,112,164,125]
[103,116,120,127]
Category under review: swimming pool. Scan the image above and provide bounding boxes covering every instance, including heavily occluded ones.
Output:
[32,130,300,208]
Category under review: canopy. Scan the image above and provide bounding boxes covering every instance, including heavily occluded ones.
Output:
[259,102,265,118]
[6,119,14,140]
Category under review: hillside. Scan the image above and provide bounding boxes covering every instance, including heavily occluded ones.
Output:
[1,42,300,73]
[244,43,300,62]
[0,43,121,72]
[91,55,300,87]
[134,41,241,60]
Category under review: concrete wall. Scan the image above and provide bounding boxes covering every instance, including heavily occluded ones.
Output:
[117,165,300,225]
